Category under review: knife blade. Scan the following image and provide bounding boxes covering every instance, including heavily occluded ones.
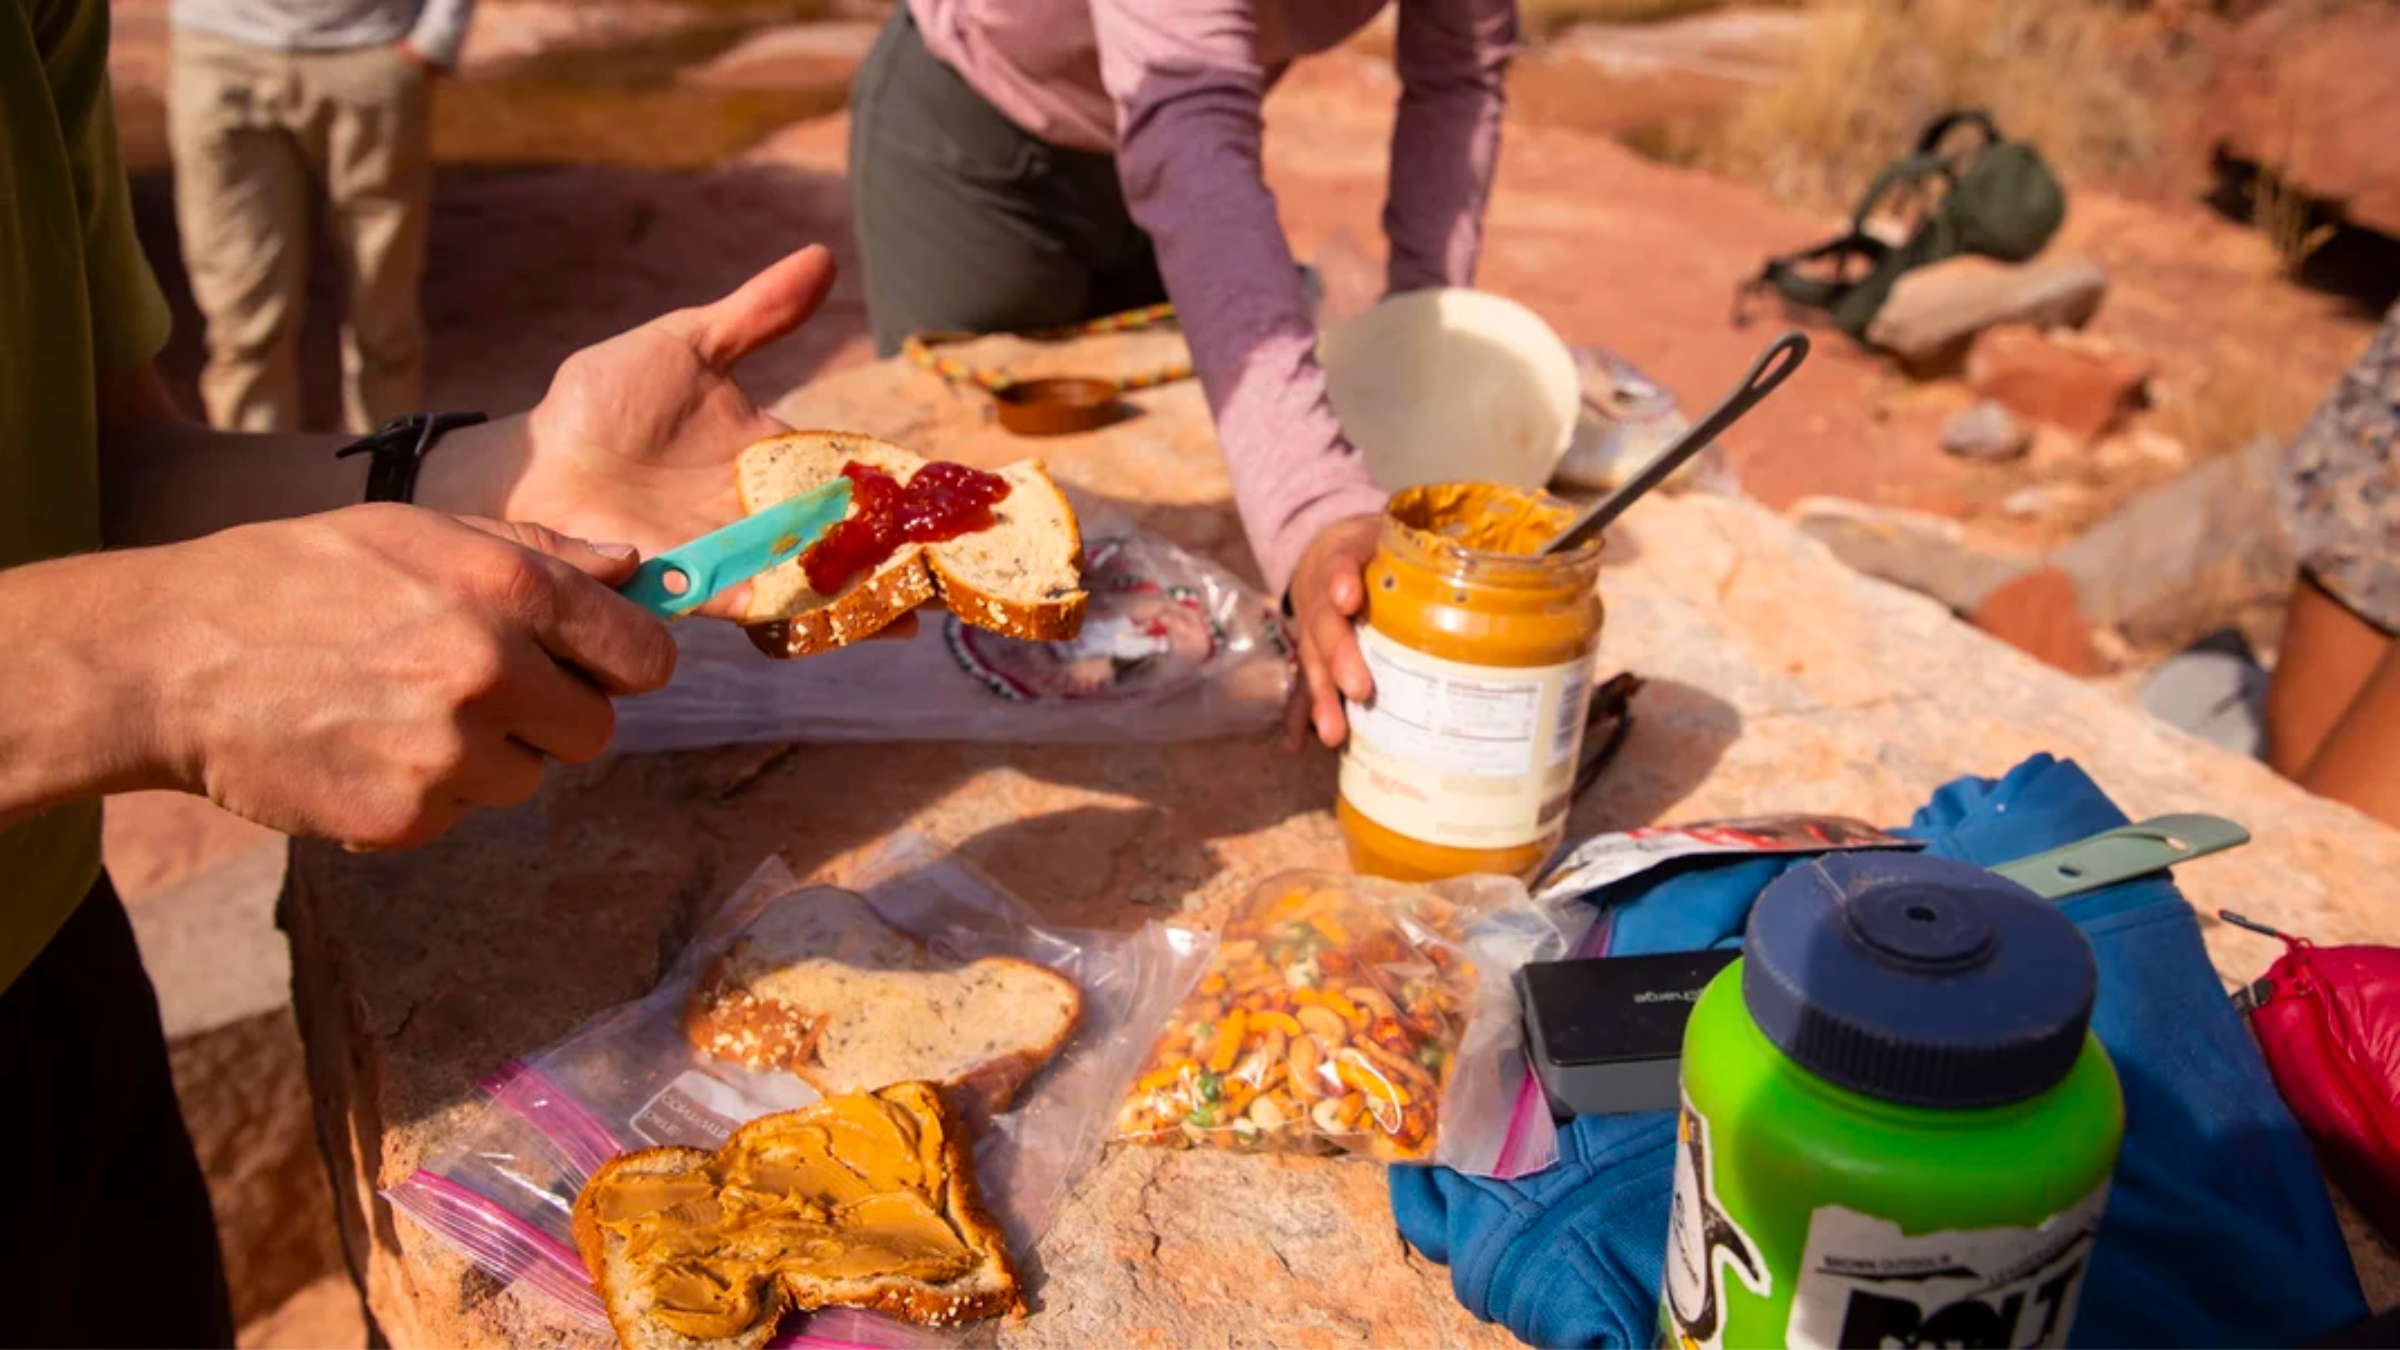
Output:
[619,478,854,619]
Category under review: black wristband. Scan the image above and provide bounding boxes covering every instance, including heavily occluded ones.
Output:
[335,411,488,504]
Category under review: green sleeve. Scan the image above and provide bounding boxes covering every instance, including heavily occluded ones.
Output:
[46,0,172,375]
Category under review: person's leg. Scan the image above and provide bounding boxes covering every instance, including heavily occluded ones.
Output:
[2302,640,2400,828]
[168,31,311,432]
[0,875,235,1348]
[2265,571,2395,778]
[314,44,432,433]
[848,6,1096,355]
[1082,208,1170,320]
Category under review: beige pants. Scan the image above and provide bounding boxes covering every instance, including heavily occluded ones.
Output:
[168,29,431,434]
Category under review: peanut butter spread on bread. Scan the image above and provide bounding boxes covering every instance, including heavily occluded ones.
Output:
[586,1093,979,1339]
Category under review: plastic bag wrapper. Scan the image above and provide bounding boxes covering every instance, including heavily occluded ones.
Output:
[611,526,1293,753]
[1112,871,1582,1180]
[1553,346,1742,499]
[385,834,1213,1346]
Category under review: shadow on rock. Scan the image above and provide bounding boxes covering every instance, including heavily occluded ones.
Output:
[1565,676,1745,838]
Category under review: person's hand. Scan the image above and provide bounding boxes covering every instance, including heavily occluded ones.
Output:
[139,505,676,851]
[396,41,447,77]
[424,247,837,621]
[1285,513,1382,750]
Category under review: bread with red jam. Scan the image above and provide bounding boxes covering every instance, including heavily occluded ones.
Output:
[736,431,1086,657]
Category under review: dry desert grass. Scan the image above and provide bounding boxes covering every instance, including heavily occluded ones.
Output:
[1664,0,2205,210]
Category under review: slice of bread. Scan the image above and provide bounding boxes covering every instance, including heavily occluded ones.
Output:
[684,888,1083,1121]
[736,431,1086,657]
[571,1083,1022,1349]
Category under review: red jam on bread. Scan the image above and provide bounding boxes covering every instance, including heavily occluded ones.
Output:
[802,460,1012,594]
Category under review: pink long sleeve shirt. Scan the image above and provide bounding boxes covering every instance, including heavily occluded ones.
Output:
[907,0,1518,595]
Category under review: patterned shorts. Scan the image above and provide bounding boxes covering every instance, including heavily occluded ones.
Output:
[2281,301,2400,635]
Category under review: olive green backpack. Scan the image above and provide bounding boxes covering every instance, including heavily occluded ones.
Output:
[1739,110,2066,341]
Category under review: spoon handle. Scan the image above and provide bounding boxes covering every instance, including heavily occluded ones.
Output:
[1544,330,1811,556]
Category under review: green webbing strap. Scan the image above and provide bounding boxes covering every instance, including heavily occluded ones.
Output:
[1914,107,2002,157]
[1991,814,2253,902]
[1846,152,1952,238]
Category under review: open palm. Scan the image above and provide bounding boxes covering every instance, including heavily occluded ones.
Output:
[484,248,835,616]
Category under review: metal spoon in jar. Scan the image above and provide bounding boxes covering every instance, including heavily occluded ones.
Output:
[1540,329,1811,557]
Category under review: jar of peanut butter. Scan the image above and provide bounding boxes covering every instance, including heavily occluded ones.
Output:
[1338,482,1605,883]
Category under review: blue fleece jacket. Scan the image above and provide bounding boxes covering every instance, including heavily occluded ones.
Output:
[1391,755,2366,1348]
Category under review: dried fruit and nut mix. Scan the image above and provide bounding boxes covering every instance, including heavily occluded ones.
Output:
[1114,873,1478,1162]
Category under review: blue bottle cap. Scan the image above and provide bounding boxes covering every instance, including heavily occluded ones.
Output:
[1740,853,2098,1109]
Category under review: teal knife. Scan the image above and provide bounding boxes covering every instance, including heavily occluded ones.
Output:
[619,478,854,618]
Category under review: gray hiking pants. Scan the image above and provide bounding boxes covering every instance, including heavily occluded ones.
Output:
[846,5,1167,356]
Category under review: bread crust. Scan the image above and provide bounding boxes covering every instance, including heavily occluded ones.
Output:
[734,430,1086,658]
[569,1085,1025,1348]
[740,555,938,658]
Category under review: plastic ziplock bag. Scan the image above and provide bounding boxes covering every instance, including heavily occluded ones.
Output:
[1112,870,1582,1180]
[386,834,1213,1346]
[612,527,1292,753]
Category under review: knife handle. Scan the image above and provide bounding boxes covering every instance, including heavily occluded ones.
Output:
[621,554,712,619]
[618,479,854,620]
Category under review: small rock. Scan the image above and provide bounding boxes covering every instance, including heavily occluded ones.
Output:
[2094,429,2194,477]
[1868,257,2109,370]
[1940,400,2033,461]
[1968,566,2106,676]
[1790,496,2029,612]
[1965,325,2152,441]
[2002,486,2052,519]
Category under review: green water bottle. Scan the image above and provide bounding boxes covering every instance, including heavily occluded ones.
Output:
[1659,853,2124,1350]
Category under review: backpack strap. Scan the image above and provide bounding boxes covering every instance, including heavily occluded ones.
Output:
[1733,146,1942,327]
[1914,108,2003,157]
[1732,231,1891,326]
[1846,151,1955,239]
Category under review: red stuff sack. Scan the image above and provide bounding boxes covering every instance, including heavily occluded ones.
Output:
[2227,911,2400,1245]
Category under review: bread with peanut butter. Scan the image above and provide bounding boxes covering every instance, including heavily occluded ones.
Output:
[683,888,1083,1121]
[737,431,1087,657]
[572,1082,1022,1348]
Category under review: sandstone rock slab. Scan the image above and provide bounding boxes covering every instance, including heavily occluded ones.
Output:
[1868,256,2109,370]
[679,21,881,93]
[170,1008,348,1328]
[2049,437,2294,642]
[286,355,2400,1350]
[2207,4,2400,240]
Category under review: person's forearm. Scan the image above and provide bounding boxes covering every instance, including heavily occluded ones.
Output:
[406,0,478,68]
[1384,0,1515,293]
[1126,154,1386,593]
[1105,76,1386,591]
[95,363,522,546]
[0,550,179,830]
